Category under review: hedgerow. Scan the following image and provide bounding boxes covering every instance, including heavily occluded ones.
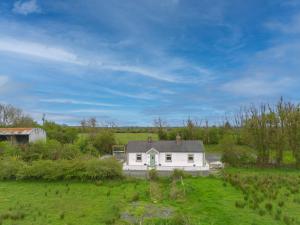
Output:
[0,158,122,181]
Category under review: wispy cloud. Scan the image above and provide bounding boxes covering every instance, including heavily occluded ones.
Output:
[221,76,293,97]
[265,12,300,34]
[39,98,119,107]
[0,75,8,88]
[102,87,157,100]
[0,38,84,65]
[13,0,41,15]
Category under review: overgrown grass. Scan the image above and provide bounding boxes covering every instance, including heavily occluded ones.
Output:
[1,169,299,224]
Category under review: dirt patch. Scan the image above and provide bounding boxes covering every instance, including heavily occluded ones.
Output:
[121,202,174,223]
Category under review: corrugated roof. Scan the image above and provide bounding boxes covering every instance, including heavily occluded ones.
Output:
[0,128,34,135]
[126,140,205,153]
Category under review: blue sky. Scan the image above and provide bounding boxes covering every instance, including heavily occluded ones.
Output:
[0,0,300,126]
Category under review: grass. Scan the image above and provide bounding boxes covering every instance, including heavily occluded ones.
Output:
[115,133,158,145]
[1,169,300,224]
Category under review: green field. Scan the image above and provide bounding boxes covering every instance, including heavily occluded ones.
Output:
[115,133,158,145]
[0,169,300,225]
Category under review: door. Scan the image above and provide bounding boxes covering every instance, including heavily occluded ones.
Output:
[150,154,156,167]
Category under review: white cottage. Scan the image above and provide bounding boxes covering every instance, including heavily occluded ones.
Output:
[123,136,209,171]
[0,128,46,144]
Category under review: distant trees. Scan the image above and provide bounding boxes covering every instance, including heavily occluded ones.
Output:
[237,98,300,167]
[154,117,168,140]
[0,104,37,127]
[43,121,78,144]
[154,117,221,144]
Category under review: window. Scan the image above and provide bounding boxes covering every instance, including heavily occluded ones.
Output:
[165,154,172,162]
[136,154,142,162]
[188,154,194,162]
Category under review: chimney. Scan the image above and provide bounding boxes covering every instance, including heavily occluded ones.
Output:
[147,136,152,143]
[176,134,181,144]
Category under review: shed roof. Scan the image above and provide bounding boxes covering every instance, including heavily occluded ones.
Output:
[126,140,205,153]
[0,128,35,135]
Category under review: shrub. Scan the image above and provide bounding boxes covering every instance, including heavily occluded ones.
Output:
[89,130,116,155]
[221,147,256,167]
[265,202,273,212]
[258,209,266,216]
[0,158,122,181]
[148,169,158,181]
[235,200,246,209]
[74,136,98,156]
[130,192,140,202]
[0,159,24,180]
[0,142,21,157]
[171,169,187,180]
[278,200,284,207]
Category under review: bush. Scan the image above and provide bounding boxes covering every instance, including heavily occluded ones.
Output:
[235,200,246,209]
[89,131,116,155]
[0,159,24,180]
[221,147,256,167]
[22,140,82,161]
[171,169,187,180]
[75,136,98,156]
[0,142,21,157]
[0,158,122,181]
[148,169,158,181]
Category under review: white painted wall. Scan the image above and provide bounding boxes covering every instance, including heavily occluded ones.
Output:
[29,128,47,143]
[127,151,205,168]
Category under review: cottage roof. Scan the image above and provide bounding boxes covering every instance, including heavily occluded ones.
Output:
[126,140,205,153]
[0,128,35,135]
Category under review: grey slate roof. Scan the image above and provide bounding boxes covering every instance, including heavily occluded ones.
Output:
[126,140,205,153]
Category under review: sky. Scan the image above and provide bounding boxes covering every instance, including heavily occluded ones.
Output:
[0,0,300,126]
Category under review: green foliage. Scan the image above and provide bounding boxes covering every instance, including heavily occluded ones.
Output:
[221,135,256,166]
[74,135,98,156]
[0,158,122,181]
[148,169,158,181]
[0,158,25,180]
[171,169,188,180]
[89,130,116,155]
[221,147,256,167]
[0,141,21,157]
[43,121,78,144]
[22,140,81,161]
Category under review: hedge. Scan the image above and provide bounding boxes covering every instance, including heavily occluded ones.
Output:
[0,158,122,181]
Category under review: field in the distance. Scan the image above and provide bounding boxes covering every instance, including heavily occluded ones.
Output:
[0,169,300,225]
[114,132,158,145]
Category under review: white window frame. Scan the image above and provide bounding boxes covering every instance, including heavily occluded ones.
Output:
[136,154,142,162]
[165,153,172,162]
[188,154,194,163]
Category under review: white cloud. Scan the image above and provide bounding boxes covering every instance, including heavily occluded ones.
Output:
[0,38,84,65]
[13,0,41,15]
[221,76,292,97]
[102,87,156,100]
[0,76,9,88]
[265,13,300,34]
[40,98,119,107]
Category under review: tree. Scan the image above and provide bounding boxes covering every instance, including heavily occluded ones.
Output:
[89,130,116,155]
[80,119,87,132]
[43,121,78,144]
[0,104,36,127]
[242,104,270,165]
[154,117,168,140]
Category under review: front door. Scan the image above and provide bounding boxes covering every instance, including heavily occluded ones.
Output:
[150,154,156,167]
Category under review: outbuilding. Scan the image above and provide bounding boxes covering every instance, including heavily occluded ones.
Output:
[0,128,46,144]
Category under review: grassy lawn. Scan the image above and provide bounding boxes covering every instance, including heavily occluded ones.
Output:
[1,169,299,225]
[115,133,158,145]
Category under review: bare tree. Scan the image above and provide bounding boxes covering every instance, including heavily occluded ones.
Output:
[154,117,168,140]
[0,104,35,127]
